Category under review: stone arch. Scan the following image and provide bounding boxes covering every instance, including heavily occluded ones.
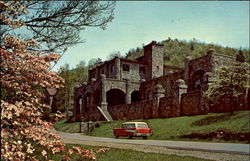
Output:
[131,90,140,102]
[105,86,126,94]
[189,70,206,91]
[106,89,125,106]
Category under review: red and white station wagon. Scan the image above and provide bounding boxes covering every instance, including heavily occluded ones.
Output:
[113,122,152,139]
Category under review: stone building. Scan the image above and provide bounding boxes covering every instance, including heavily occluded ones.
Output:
[73,41,248,122]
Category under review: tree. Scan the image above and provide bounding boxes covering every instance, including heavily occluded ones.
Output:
[55,62,89,113]
[0,2,107,160]
[1,1,115,53]
[73,61,88,85]
[236,50,245,62]
[106,51,121,60]
[204,62,249,115]
[88,57,102,69]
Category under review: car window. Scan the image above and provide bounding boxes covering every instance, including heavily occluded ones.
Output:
[122,123,135,128]
[137,124,148,128]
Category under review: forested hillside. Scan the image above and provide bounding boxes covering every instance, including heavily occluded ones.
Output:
[125,38,249,67]
[55,38,249,113]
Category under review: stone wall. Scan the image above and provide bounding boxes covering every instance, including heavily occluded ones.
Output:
[209,89,249,113]
[212,53,235,72]
[139,71,184,100]
[108,100,154,120]
[88,59,117,81]
[120,59,146,82]
[180,90,209,116]
[159,96,179,118]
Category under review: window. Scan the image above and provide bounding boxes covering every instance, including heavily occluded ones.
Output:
[137,124,148,128]
[122,64,130,72]
[139,66,145,74]
[122,123,135,128]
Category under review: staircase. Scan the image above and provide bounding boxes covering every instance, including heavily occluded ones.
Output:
[97,106,113,121]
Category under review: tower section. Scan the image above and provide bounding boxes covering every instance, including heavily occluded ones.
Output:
[144,41,164,80]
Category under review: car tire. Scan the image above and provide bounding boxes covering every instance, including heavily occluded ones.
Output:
[142,136,147,139]
[128,135,133,139]
[114,133,119,139]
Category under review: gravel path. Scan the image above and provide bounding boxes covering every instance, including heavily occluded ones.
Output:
[57,131,250,161]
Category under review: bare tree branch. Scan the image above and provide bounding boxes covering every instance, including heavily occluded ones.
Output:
[1,1,115,53]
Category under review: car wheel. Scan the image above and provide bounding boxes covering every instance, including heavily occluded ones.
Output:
[128,135,133,139]
[142,136,147,139]
[114,133,119,139]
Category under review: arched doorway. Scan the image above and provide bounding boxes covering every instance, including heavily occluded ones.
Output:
[189,70,206,91]
[131,90,140,102]
[106,89,125,106]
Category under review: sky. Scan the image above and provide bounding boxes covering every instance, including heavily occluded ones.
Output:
[52,1,249,71]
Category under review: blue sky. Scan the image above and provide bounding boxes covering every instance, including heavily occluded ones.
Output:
[52,1,249,71]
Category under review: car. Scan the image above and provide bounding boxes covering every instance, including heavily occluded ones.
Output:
[113,122,152,139]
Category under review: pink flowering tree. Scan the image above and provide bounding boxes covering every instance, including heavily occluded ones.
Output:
[1,1,113,160]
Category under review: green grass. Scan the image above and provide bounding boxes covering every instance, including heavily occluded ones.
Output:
[89,111,250,142]
[44,144,211,161]
[54,119,80,133]
[54,111,249,143]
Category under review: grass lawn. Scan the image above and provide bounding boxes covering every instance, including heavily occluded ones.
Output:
[44,144,211,161]
[54,119,80,133]
[89,111,249,143]
[54,111,249,143]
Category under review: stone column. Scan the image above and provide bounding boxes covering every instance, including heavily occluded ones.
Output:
[79,98,82,118]
[100,74,108,112]
[73,87,78,122]
[99,74,113,121]
[115,57,121,80]
[175,79,187,104]
[184,56,191,84]
[126,79,131,104]
[174,79,187,116]
[206,49,216,73]
[153,84,165,118]
[100,74,106,104]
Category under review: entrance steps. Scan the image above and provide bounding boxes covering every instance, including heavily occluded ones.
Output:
[97,106,113,121]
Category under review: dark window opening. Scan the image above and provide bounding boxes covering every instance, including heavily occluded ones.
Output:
[131,91,140,102]
[189,70,205,91]
[123,64,130,72]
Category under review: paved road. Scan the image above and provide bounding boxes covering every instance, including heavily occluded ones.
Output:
[57,131,250,155]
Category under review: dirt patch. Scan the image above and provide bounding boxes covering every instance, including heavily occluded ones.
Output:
[179,130,250,143]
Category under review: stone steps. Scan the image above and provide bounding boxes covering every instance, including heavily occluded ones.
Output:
[97,106,113,121]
